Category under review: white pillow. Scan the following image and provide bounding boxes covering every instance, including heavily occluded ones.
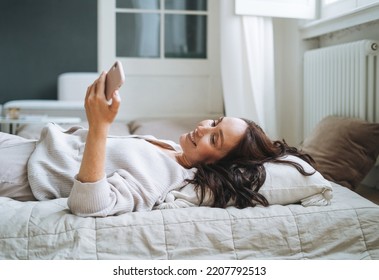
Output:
[156,155,333,210]
[260,155,333,206]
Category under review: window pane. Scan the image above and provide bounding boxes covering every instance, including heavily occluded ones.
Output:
[165,15,206,58]
[116,13,160,57]
[116,0,160,9]
[323,0,342,4]
[165,0,207,11]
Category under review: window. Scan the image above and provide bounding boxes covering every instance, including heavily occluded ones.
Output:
[300,0,379,38]
[323,0,341,4]
[321,0,379,18]
[321,0,356,18]
[235,0,317,19]
[98,0,218,73]
[97,0,223,120]
[115,0,207,59]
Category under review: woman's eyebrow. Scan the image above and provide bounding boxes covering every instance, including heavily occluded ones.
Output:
[218,117,224,149]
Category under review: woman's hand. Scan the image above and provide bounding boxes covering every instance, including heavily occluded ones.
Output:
[85,71,121,132]
[77,72,121,183]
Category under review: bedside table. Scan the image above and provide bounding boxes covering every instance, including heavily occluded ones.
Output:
[0,116,81,134]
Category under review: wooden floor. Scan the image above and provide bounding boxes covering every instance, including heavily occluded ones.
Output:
[355,185,379,205]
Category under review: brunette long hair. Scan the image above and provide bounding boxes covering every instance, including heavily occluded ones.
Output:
[187,119,315,208]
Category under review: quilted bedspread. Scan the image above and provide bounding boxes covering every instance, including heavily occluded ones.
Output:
[0,182,378,259]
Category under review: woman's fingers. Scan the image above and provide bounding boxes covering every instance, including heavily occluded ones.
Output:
[110,91,121,114]
[92,71,106,97]
[84,72,121,127]
[86,71,106,98]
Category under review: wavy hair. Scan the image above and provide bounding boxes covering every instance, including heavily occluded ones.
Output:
[187,119,315,208]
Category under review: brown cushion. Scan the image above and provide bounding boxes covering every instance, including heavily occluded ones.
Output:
[300,116,379,189]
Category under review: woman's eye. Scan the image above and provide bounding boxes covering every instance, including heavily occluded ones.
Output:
[211,134,216,145]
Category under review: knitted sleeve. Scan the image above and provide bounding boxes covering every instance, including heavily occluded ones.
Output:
[67,168,170,217]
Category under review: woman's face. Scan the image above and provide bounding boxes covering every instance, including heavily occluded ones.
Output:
[179,117,247,166]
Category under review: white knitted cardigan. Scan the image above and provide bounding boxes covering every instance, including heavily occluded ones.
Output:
[27,123,196,217]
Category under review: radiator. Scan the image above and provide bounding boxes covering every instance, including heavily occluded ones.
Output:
[303,40,379,138]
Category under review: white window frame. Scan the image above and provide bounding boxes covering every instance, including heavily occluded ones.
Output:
[98,0,218,77]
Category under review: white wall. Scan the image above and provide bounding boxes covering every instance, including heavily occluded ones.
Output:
[273,18,318,146]
[319,19,379,46]
[273,18,301,145]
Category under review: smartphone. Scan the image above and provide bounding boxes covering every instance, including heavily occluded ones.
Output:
[105,61,125,100]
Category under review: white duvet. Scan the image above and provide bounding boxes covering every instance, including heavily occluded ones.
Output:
[0,182,378,259]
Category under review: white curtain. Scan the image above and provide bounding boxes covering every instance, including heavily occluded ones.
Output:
[220,0,278,139]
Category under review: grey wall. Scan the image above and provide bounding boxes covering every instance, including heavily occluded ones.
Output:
[0,0,97,104]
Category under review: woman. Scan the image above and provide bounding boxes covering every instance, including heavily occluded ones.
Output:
[0,72,314,217]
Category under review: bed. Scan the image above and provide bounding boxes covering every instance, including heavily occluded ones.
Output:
[0,181,377,260]
[1,115,379,260]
